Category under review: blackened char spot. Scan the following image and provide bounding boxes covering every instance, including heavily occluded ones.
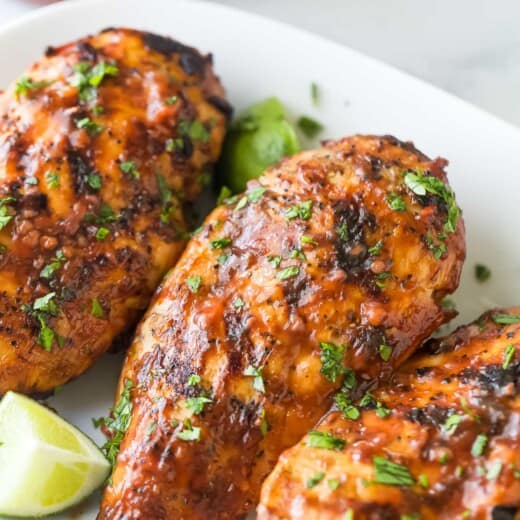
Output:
[353,154,384,180]
[22,193,48,212]
[359,502,399,520]
[141,32,205,76]
[223,310,253,374]
[67,148,92,194]
[77,42,97,62]
[334,200,375,274]
[492,506,518,520]
[207,96,233,119]
[352,325,387,359]
[406,404,450,428]
[460,363,520,393]
[380,135,430,161]
[45,46,56,57]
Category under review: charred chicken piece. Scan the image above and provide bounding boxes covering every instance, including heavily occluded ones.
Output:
[259,309,520,520]
[0,28,228,395]
[99,135,465,519]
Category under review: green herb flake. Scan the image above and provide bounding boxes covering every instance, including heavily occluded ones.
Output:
[401,514,420,520]
[165,96,178,106]
[233,297,245,309]
[376,402,391,418]
[260,409,270,437]
[487,460,502,480]
[91,297,104,318]
[40,250,64,279]
[285,200,313,220]
[297,116,324,139]
[425,233,447,260]
[307,430,346,451]
[187,374,201,387]
[165,137,184,153]
[503,344,516,369]
[95,227,110,241]
[120,161,140,179]
[344,510,354,520]
[176,419,201,442]
[268,255,282,268]
[418,474,429,488]
[76,117,103,136]
[45,171,60,189]
[217,186,233,205]
[492,314,520,325]
[471,434,488,457]
[372,455,415,487]
[387,193,407,212]
[310,82,319,105]
[0,197,15,230]
[186,396,212,415]
[243,365,265,393]
[87,172,102,190]
[334,391,360,420]
[319,342,346,382]
[186,275,202,294]
[70,60,118,103]
[179,119,210,143]
[94,379,133,468]
[210,237,232,250]
[306,471,325,489]
[475,264,491,283]
[276,265,300,280]
[443,413,463,436]
[327,478,340,490]
[337,223,349,242]
[33,292,58,314]
[368,240,383,256]
[247,186,266,203]
[25,176,38,186]
[14,76,51,98]
[403,169,461,233]
[301,235,318,246]
[378,344,392,362]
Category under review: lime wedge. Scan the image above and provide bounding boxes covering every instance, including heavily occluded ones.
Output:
[0,391,110,517]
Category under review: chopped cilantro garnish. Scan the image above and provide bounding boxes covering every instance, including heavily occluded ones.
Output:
[492,314,520,325]
[91,298,104,318]
[443,413,463,435]
[25,176,38,186]
[179,119,210,143]
[33,292,58,314]
[344,509,354,520]
[186,395,212,415]
[285,200,313,220]
[40,249,65,279]
[14,76,51,98]
[247,186,266,202]
[243,365,265,393]
[0,197,15,230]
[487,460,502,480]
[176,419,201,441]
[217,186,233,205]
[45,171,60,189]
[373,456,415,486]
[418,474,429,488]
[76,117,103,136]
[403,169,461,233]
[290,248,306,260]
[165,137,184,153]
[96,227,110,241]
[334,390,359,420]
[301,235,318,246]
[87,172,102,190]
[165,96,178,105]
[503,344,516,369]
[94,379,133,468]
[337,223,349,241]
[310,82,319,105]
[268,255,282,268]
[471,434,488,457]
[233,297,245,309]
[70,60,118,103]
[297,116,323,138]
[387,193,406,211]
[276,265,300,280]
[475,264,491,283]
[379,344,392,362]
[187,374,201,387]
[425,233,447,260]
[210,237,232,249]
[120,161,140,179]
[260,409,270,437]
[319,342,346,382]
[327,478,340,490]
[368,240,383,256]
[306,471,325,489]
[307,430,345,451]
[186,275,202,293]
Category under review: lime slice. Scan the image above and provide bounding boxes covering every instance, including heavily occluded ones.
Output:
[0,391,110,517]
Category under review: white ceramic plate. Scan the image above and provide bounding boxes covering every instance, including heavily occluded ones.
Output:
[0,0,519,517]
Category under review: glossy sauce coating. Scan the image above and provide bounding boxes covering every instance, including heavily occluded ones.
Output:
[259,309,520,520]
[0,28,228,395]
[100,135,465,519]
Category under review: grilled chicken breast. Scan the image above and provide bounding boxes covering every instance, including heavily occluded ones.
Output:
[99,135,465,519]
[259,309,520,520]
[0,28,228,395]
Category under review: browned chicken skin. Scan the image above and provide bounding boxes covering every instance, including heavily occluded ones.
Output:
[99,135,465,519]
[259,309,520,520]
[0,28,228,395]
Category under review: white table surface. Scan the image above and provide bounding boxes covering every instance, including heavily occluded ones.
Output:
[1,0,519,129]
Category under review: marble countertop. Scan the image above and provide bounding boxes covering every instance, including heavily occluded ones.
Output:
[2,0,519,128]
